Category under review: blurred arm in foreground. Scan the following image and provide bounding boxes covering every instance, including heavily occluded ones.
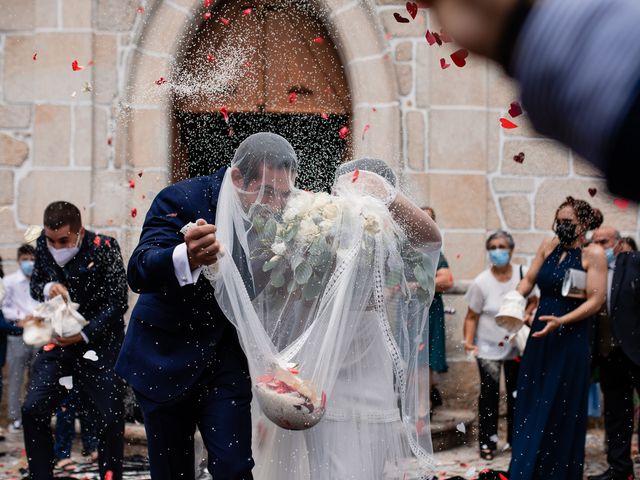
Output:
[430,0,640,200]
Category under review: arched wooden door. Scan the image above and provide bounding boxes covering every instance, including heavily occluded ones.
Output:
[171,0,351,192]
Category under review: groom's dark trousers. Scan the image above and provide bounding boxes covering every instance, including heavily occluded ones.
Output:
[115,168,254,480]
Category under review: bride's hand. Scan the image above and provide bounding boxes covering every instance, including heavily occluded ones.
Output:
[185,219,221,269]
[334,170,397,207]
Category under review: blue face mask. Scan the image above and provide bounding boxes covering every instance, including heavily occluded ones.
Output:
[20,260,34,277]
[605,248,616,266]
[488,248,510,267]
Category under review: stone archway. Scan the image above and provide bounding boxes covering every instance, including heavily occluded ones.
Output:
[118,0,400,251]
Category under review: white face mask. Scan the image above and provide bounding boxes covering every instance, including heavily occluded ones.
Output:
[48,233,81,267]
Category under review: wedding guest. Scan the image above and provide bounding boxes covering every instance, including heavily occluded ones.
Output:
[429,0,640,200]
[116,133,299,479]
[619,236,637,253]
[54,391,99,471]
[0,262,10,442]
[25,201,127,480]
[508,197,607,479]
[588,226,640,480]
[1,244,39,433]
[421,207,453,414]
[463,230,538,460]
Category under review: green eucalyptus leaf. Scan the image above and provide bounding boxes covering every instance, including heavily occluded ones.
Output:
[294,262,313,285]
[262,256,281,272]
[263,218,278,242]
[270,270,285,288]
[303,275,323,300]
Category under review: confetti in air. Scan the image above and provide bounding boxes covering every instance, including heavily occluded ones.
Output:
[588,187,597,197]
[406,2,418,18]
[32,52,37,61]
[450,48,469,67]
[131,207,138,218]
[509,101,523,118]
[71,60,84,71]
[339,126,349,140]
[500,118,518,129]
[456,422,466,433]
[440,58,450,69]
[614,198,630,209]
[513,152,525,163]
[393,12,410,23]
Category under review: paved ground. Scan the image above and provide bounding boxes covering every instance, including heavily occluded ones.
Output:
[0,424,637,479]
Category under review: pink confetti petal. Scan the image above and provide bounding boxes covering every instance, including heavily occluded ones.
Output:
[131,207,137,218]
[339,126,349,140]
[137,6,144,13]
[32,52,37,61]
[450,48,469,67]
[220,17,230,25]
[220,106,229,123]
[352,169,360,183]
[313,36,324,44]
[128,179,136,189]
[203,12,211,20]
[508,101,523,118]
[155,76,167,85]
[439,58,450,69]
[500,117,518,129]
[406,1,418,19]
[393,12,410,23]
[362,123,370,139]
[242,7,252,15]
[71,60,84,71]
[288,92,298,104]
[613,198,630,209]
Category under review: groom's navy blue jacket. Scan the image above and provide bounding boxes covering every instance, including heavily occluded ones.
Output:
[115,167,243,402]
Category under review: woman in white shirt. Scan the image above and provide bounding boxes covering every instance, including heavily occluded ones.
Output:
[463,230,538,461]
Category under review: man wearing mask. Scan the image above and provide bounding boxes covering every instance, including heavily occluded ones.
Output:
[116,132,298,480]
[1,244,39,433]
[25,201,128,480]
[589,225,640,480]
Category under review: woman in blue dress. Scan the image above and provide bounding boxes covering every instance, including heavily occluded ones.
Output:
[508,196,608,479]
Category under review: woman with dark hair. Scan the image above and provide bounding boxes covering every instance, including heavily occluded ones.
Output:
[508,197,608,479]
[619,236,638,252]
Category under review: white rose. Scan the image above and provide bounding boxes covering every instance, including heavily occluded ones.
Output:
[283,207,299,223]
[319,219,334,232]
[322,202,339,220]
[271,242,287,256]
[363,213,381,235]
[312,192,331,210]
[297,218,320,242]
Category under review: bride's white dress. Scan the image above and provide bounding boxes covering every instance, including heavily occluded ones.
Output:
[211,147,439,480]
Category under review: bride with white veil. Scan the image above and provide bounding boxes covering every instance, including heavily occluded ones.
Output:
[205,134,441,479]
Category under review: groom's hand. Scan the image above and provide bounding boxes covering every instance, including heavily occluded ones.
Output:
[185,218,220,270]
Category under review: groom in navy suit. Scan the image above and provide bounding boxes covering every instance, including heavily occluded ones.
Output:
[115,133,299,479]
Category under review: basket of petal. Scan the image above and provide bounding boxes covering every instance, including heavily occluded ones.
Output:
[254,365,326,430]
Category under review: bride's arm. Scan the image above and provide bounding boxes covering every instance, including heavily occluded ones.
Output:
[389,193,442,247]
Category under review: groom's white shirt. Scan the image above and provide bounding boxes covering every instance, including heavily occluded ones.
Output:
[173,243,203,286]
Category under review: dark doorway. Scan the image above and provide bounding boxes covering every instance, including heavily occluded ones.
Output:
[171,0,351,192]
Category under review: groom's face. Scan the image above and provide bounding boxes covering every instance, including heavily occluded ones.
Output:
[234,165,295,212]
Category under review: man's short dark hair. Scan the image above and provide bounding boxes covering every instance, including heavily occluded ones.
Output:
[17,244,36,259]
[43,201,82,231]
[233,133,298,187]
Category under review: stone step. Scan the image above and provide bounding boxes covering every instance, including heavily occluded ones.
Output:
[429,408,476,452]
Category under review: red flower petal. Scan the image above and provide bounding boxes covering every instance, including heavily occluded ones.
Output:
[220,17,230,25]
[43,343,57,352]
[206,53,214,63]
[128,179,136,189]
[439,58,450,69]
[513,152,525,163]
[362,123,370,139]
[220,106,229,123]
[93,236,101,247]
[155,77,167,85]
[588,187,597,197]
[351,168,360,183]
[406,1,418,19]
[131,207,137,218]
[71,60,84,71]
[499,475,508,480]
[393,12,410,23]
[32,52,37,61]
[614,198,630,209]
[500,117,518,129]
[288,92,298,104]
[203,12,211,20]
[450,48,469,67]
[508,101,523,118]
[313,36,324,44]
[425,30,437,46]
[137,6,144,13]
[339,126,349,140]
[242,7,252,15]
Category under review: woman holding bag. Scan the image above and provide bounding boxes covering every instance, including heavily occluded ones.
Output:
[463,230,538,460]
[508,196,607,480]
